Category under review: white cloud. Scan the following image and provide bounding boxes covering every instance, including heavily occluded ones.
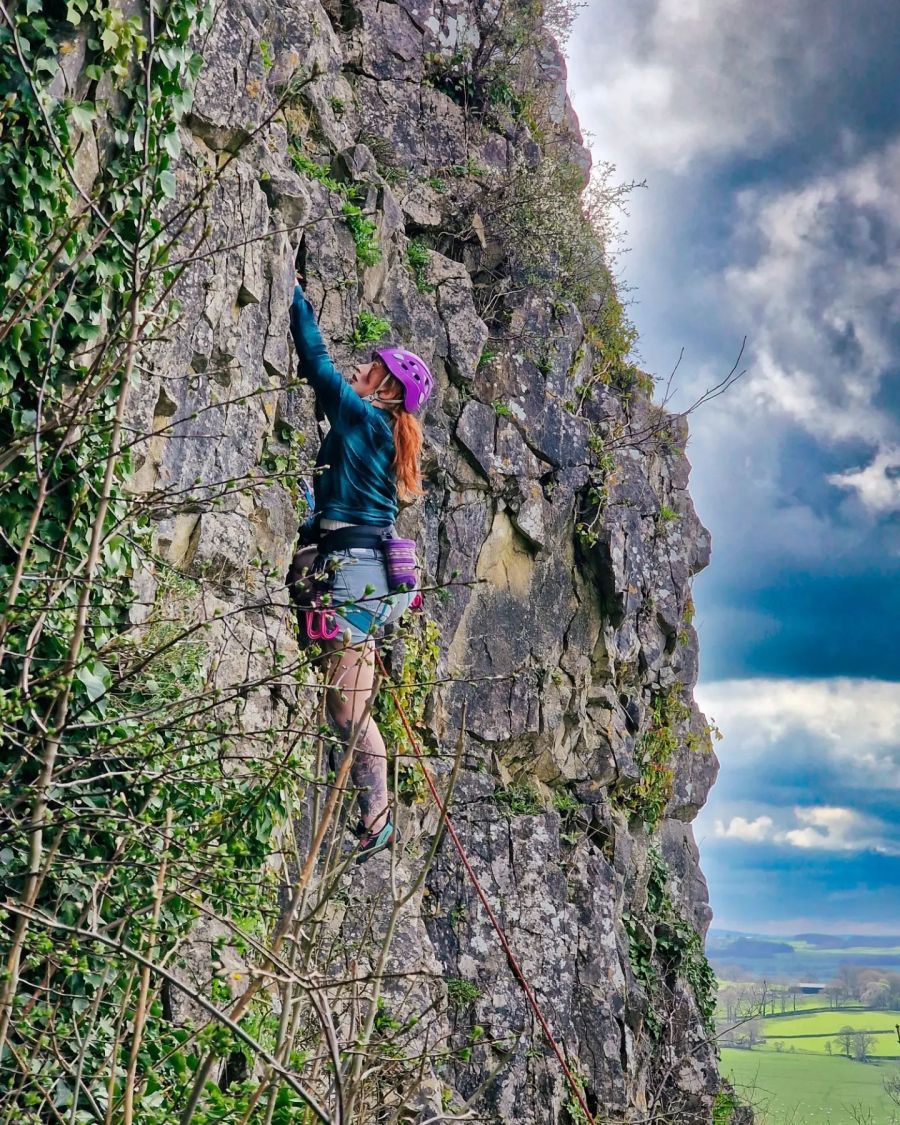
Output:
[696,677,900,785]
[829,447,900,514]
[685,395,869,572]
[568,0,872,175]
[779,806,884,852]
[569,4,900,555]
[725,141,900,464]
[712,805,898,854]
[714,815,774,842]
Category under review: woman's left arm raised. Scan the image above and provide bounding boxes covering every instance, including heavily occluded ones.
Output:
[289,283,369,431]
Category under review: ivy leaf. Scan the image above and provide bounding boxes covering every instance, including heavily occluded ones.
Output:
[161,129,182,159]
[76,661,110,702]
[159,170,177,198]
[70,103,95,131]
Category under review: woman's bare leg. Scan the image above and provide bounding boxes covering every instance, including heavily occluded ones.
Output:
[324,638,389,832]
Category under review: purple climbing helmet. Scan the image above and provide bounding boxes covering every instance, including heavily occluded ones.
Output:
[373,346,433,413]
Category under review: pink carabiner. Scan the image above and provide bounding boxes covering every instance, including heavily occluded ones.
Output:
[304,607,341,642]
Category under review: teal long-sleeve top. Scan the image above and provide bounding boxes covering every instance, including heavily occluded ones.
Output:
[289,284,398,527]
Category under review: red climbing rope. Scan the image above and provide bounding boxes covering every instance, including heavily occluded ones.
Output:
[374,650,597,1125]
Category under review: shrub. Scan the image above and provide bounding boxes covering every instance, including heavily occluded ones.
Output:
[406,238,434,293]
[373,614,440,805]
[494,781,542,816]
[288,144,342,191]
[349,310,391,349]
[612,686,691,830]
[446,977,481,1007]
[342,197,381,266]
[479,157,637,313]
[625,849,718,1039]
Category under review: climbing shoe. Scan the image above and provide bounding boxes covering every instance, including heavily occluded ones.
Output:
[355,820,399,865]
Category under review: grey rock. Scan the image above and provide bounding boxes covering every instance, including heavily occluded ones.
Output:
[110,0,730,1118]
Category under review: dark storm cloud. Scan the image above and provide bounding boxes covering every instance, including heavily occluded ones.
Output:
[567,0,900,929]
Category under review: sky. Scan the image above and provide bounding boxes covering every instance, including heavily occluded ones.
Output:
[566,0,900,935]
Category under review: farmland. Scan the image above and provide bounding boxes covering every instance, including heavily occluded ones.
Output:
[764,1009,900,1058]
[719,1003,900,1120]
[709,930,900,982]
[715,949,900,1122]
[721,1048,900,1124]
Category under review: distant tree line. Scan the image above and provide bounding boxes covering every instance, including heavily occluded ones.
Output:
[718,964,900,1024]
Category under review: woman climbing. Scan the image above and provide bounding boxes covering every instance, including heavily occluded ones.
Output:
[288,277,433,863]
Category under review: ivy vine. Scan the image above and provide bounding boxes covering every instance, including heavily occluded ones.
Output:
[623,847,717,1041]
[0,3,314,1120]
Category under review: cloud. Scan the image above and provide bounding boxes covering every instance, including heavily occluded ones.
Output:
[714,815,774,842]
[567,0,895,175]
[725,140,900,469]
[779,806,895,853]
[696,677,900,785]
[829,447,900,513]
[567,0,797,171]
[713,805,899,854]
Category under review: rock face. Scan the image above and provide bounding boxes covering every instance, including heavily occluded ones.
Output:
[129,1,724,1120]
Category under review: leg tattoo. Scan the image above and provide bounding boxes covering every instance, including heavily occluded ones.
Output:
[326,704,389,830]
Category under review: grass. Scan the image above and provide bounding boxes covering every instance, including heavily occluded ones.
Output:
[721,1047,899,1124]
[406,239,434,293]
[762,1008,900,1057]
[493,781,542,817]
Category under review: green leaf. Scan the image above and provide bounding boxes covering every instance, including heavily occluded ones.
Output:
[34,56,59,77]
[76,661,110,701]
[159,170,176,197]
[70,103,95,131]
[161,129,182,159]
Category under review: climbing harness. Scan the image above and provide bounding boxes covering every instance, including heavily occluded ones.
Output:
[373,650,598,1125]
[285,545,340,647]
[286,524,420,647]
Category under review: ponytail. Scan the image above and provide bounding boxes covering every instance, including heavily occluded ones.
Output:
[392,410,424,500]
[382,373,424,500]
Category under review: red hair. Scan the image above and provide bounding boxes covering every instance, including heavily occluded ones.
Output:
[382,373,424,500]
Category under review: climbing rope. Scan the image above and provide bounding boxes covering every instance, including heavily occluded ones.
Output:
[374,650,597,1125]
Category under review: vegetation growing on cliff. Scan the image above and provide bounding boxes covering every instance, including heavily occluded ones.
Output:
[0,3,326,1119]
[624,848,717,1042]
[0,0,723,1120]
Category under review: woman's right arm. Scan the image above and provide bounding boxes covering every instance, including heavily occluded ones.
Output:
[290,284,368,429]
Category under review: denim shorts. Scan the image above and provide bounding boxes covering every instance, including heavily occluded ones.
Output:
[325,548,415,645]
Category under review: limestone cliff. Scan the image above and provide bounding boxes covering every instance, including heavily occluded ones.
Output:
[123,0,719,1120]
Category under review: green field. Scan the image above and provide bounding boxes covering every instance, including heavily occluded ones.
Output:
[763,1009,900,1058]
[722,1048,900,1124]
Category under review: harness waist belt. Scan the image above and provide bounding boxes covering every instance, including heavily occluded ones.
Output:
[318,524,393,554]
